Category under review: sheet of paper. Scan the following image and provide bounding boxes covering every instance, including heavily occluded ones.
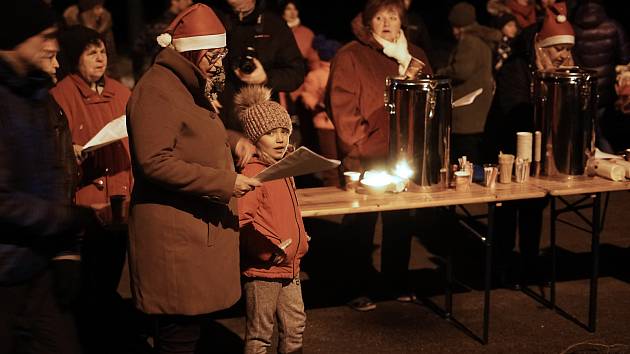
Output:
[452,88,483,108]
[82,116,127,153]
[255,146,341,182]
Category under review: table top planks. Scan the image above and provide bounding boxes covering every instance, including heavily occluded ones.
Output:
[297,182,546,217]
[527,176,630,196]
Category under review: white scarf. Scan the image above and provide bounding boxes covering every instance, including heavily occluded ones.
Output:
[373,30,412,76]
[286,18,300,28]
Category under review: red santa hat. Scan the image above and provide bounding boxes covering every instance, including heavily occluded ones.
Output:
[537,2,574,48]
[156,3,226,52]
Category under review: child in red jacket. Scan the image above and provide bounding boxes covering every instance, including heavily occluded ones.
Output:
[235,85,309,354]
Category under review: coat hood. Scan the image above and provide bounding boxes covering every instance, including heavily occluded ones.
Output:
[154,47,211,110]
[574,2,607,30]
[351,13,383,51]
[462,23,503,49]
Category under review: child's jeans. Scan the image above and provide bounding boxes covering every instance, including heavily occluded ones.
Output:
[244,277,306,354]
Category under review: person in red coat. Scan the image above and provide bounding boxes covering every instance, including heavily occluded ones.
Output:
[326,0,432,311]
[49,25,132,354]
[236,85,310,354]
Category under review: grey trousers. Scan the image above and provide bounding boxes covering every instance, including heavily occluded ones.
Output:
[243,277,306,354]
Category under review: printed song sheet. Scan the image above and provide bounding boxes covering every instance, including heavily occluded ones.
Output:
[255,147,341,182]
[82,116,127,152]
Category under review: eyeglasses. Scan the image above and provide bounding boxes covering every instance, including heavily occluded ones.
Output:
[205,48,228,66]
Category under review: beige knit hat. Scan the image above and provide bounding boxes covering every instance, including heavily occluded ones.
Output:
[235,85,292,143]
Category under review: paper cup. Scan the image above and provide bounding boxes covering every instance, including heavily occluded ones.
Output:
[516,132,533,161]
[454,171,471,192]
[498,154,514,184]
[343,171,361,192]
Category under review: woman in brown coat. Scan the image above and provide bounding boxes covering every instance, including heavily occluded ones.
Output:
[325,0,432,311]
[125,4,260,353]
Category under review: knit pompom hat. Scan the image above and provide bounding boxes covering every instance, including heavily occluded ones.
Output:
[235,85,292,143]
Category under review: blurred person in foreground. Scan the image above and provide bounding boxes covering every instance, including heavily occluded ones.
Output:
[0,1,96,353]
[127,4,260,353]
[326,0,432,311]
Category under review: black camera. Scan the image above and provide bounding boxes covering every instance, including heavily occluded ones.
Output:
[237,46,257,74]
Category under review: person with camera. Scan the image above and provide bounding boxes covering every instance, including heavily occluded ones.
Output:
[216,0,306,132]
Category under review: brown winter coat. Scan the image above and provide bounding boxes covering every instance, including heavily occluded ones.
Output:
[126,48,241,315]
[238,158,309,280]
[326,16,432,172]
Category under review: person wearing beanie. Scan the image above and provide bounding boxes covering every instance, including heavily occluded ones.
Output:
[235,85,309,354]
[50,24,133,354]
[126,4,260,353]
[0,1,97,353]
[438,1,501,163]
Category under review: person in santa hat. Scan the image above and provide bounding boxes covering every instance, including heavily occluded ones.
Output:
[486,1,575,289]
[126,4,261,353]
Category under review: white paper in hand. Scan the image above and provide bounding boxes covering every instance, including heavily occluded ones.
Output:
[452,88,483,108]
[255,146,341,182]
[82,116,128,153]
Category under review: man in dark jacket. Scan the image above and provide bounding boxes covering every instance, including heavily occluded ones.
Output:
[0,2,93,353]
[573,0,630,152]
[216,0,305,131]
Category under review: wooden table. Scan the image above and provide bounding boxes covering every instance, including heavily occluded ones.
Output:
[297,182,546,344]
[524,177,630,332]
[297,176,630,342]
[297,182,546,217]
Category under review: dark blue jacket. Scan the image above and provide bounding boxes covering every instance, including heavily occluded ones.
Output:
[0,58,87,285]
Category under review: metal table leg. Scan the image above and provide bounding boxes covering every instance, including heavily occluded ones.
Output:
[483,202,496,344]
[588,192,601,332]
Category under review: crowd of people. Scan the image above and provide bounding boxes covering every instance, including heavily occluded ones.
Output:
[1,0,629,353]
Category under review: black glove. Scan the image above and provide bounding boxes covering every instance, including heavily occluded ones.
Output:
[52,259,82,309]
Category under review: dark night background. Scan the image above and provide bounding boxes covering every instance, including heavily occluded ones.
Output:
[47,0,629,61]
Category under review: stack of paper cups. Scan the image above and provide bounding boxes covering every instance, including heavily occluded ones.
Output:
[516,132,533,161]
[593,160,625,181]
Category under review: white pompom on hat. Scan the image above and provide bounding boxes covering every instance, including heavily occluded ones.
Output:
[537,2,575,48]
[156,3,226,52]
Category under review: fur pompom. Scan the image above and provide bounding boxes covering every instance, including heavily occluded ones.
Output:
[157,33,172,48]
[234,85,272,114]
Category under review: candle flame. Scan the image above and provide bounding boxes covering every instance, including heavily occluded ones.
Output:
[394,160,414,179]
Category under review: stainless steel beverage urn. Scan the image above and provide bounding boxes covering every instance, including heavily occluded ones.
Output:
[385,76,452,191]
[534,68,597,178]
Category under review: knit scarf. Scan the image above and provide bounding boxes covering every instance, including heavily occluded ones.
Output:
[373,30,412,76]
